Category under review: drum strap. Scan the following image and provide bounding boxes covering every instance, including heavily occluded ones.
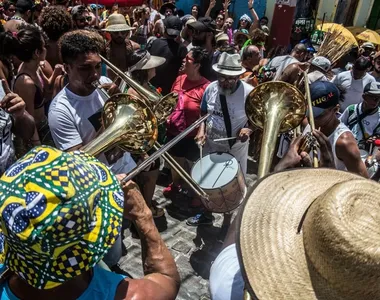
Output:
[219,95,234,148]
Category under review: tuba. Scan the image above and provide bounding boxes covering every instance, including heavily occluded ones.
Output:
[243,81,306,299]
[245,81,307,178]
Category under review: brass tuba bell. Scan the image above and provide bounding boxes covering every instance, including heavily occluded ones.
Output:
[245,81,307,178]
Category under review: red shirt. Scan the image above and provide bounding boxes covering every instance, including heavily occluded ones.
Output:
[168,74,210,136]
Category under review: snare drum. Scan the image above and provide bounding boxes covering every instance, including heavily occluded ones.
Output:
[191,152,247,213]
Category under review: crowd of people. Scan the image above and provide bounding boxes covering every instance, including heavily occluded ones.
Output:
[0,0,379,298]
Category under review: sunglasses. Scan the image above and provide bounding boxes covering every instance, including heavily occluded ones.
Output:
[78,16,92,22]
[8,8,15,12]
[217,17,224,21]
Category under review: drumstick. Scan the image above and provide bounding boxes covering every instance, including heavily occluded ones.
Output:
[198,142,203,182]
[213,137,237,142]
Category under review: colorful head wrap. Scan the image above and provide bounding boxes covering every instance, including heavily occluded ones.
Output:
[0,146,124,289]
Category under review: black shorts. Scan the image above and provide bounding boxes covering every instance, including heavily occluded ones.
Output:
[166,135,200,162]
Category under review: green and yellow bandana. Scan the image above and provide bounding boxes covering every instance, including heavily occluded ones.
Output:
[0,146,124,289]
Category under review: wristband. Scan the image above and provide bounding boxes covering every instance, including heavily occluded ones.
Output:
[249,7,253,9]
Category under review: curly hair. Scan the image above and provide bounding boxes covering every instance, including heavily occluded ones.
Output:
[59,29,101,64]
[39,6,72,41]
[250,28,267,45]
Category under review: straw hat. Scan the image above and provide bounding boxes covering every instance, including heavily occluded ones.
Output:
[238,168,380,300]
[212,52,246,76]
[103,13,135,32]
[129,51,165,72]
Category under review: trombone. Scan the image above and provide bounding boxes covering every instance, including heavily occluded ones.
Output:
[92,55,209,199]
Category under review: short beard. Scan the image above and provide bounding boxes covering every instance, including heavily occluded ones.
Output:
[218,84,233,96]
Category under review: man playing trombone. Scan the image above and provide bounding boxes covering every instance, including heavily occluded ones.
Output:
[48,30,137,270]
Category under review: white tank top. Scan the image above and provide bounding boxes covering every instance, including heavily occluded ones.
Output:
[328,122,352,171]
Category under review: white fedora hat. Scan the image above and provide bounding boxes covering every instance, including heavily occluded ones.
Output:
[212,52,246,76]
[102,13,135,32]
[238,168,380,300]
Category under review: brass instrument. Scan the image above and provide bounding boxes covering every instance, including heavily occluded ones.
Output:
[81,93,158,156]
[100,54,178,124]
[303,72,319,168]
[82,86,210,187]
[245,81,307,178]
[243,81,307,299]
[93,59,209,199]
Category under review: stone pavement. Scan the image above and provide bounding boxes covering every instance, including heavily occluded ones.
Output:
[119,160,257,300]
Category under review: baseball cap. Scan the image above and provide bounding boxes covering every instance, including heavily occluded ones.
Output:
[15,0,35,11]
[187,17,216,33]
[163,15,182,37]
[310,81,340,117]
[364,82,380,95]
[311,56,331,73]
[362,42,376,50]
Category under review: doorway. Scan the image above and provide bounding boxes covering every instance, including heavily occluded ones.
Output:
[367,0,380,29]
[334,0,360,26]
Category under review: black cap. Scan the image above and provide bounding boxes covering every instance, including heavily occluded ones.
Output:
[187,17,216,33]
[163,15,182,37]
[15,0,34,11]
[310,81,340,117]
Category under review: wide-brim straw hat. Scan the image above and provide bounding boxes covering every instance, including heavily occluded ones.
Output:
[102,13,135,32]
[237,168,380,300]
[129,51,166,72]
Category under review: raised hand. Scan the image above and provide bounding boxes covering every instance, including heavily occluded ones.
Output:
[223,0,231,11]
[0,80,26,118]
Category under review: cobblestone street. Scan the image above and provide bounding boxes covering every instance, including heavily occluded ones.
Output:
[119,160,257,300]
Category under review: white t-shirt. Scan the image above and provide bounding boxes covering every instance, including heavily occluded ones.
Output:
[0,108,15,175]
[340,102,380,144]
[332,71,376,111]
[209,243,244,300]
[48,76,136,174]
[201,81,254,175]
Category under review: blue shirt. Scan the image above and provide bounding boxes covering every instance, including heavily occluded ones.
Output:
[0,264,126,300]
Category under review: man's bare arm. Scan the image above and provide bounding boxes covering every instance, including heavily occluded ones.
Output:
[115,181,180,300]
[336,132,369,178]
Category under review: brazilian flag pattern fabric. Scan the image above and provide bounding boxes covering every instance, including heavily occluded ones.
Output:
[0,146,124,289]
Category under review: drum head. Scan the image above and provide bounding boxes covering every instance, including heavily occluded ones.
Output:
[191,152,239,189]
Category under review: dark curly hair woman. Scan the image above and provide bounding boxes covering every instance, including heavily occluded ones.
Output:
[39,5,73,67]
